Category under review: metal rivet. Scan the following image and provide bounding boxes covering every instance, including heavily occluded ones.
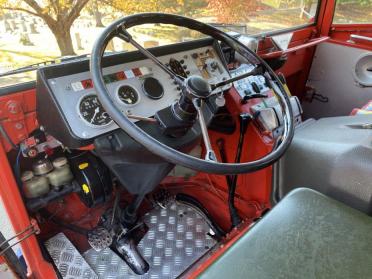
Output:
[15,122,23,129]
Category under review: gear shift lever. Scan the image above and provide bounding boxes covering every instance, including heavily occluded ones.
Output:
[110,194,150,275]
[111,222,149,275]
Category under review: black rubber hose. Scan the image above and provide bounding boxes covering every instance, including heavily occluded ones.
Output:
[0,124,19,150]
[216,138,233,189]
[175,193,226,239]
[40,209,89,236]
[216,138,240,228]
[13,149,23,191]
[121,194,145,227]
[50,218,89,236]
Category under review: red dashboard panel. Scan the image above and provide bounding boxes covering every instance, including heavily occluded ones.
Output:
[0,89,38,152]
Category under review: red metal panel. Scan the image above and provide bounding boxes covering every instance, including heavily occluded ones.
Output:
[329,24,372,51]
[0,141,56,278]
[0,89,38,152]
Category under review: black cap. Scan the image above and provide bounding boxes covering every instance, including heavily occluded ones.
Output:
[186,75,211,98]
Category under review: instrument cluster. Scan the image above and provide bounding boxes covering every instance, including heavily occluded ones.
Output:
[45,45,231,140]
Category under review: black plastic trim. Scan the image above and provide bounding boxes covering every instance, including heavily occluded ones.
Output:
[0,81,36,96]
[39,38,213,79]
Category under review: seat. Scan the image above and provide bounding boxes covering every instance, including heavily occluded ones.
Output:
[199,188,372,279]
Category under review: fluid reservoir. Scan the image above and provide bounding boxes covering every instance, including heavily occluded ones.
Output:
[47,157,74,190]
[32,159,53,175]
[21,171,50,198]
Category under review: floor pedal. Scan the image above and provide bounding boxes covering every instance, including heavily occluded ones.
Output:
[83,202,217,279]
[45,232,98,279]
[87,226,113,252]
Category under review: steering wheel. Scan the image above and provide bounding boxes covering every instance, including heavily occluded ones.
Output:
[90,13,294,175]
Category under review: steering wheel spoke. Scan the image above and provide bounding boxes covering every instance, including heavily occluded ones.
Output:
[210,66,261,91]
[116,27,185,87]
[192,99,218,162]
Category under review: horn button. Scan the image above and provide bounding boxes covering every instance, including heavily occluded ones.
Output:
[185,75,212,98]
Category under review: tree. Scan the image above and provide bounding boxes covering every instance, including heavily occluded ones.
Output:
[0,0,90,56]
[109,0,170,14]
[110,0,207,17]
[207,0,259,23]
[87,0,105,27]
[173,0,208,17]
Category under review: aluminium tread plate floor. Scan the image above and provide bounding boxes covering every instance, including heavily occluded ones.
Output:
[46,201,216,279]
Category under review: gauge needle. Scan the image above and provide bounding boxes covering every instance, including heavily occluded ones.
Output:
[90,107,100,123]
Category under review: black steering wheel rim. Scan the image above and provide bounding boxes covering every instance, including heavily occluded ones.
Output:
[90,13,294,175]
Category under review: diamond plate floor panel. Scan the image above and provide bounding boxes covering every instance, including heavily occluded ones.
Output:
[83,202,217,279]
[45,232,98,279]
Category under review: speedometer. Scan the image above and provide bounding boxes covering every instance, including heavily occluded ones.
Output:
[78,95,112,127]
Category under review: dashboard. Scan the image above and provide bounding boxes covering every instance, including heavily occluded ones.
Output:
[40,42,230,141]
[37,38,298,148]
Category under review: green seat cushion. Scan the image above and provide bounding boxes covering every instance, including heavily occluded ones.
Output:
[199,188,372,279]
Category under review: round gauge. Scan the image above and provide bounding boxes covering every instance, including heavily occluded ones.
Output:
[142,77,164,99]
[78,95,112,127]
[117,85,139,105]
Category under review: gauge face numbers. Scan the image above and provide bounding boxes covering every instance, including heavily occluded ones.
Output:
[142,77,164,99]
[78,95,112,127]
[117,85,139,106]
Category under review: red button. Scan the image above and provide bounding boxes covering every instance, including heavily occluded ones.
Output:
[132,68,142,76]
[116,71,126,80]
[81,79,93,89]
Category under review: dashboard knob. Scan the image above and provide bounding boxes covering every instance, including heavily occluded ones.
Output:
[251,82,260,93]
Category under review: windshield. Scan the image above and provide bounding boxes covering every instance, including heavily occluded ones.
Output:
[0,0,318,87]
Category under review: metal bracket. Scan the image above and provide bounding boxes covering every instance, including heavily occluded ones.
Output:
[0,220,39,257]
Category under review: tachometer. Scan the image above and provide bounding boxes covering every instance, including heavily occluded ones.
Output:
[78,95,112,127]
[117,85,139,105]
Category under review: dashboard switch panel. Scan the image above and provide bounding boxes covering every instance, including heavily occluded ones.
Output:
[231,64,270,100]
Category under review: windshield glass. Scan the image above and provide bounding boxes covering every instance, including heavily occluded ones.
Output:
[0,0,318,87]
